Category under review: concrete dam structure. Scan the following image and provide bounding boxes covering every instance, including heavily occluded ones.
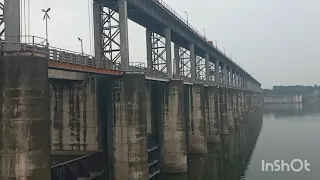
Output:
[0,0,263,180]
[0,55,262,180]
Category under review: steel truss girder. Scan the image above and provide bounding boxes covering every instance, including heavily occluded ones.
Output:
[150,32,167,72]
[0,1,4,38]
[208,61,215,82]
[196,55,206,81]
[101,5,121,64]
[178,46,191,77]
[94,2,122,68]
[227,69,231,86]
[219,65,223,86]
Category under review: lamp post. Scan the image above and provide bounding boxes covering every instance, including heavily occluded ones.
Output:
[184,11,188,25]
[78,37,84,56]
[202,28,206,39]
[214,40,218,48]
[42,8,51,46]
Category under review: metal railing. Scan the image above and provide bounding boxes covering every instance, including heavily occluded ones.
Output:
[148,134,161,179]
[51,151,107,180]
[0,36,258,90]
[0,36,121,70]
[152,0,246,72]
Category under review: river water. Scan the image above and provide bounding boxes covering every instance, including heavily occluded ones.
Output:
[159,103,320,180]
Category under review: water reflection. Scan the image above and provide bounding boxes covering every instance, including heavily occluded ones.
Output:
[263,103,320,119]
[159,108,263,180]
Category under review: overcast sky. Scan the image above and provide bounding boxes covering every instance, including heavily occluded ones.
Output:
[25,0,320,88]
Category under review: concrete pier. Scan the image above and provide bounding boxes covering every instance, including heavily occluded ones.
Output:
[207,87,220,143]
[232,90,240,126]
[113,74,148,180]
[0,56,50,179]
[188,84,207,154]
[214,89,222,142]
[220,88,228,135]
[163,80,187,173]
[146,82,152,134]
[227,89,235,130]
[240,91,245,122]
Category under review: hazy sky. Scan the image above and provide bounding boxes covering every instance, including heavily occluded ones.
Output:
[25,0,320,88]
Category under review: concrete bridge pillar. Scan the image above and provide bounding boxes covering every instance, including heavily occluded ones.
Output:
[204,87,210,140]
[146,82,152,134]
[215,88,222,140]
[227,89,235,130]
[163,80,187,173]
[219,88,228,135]
[113,74,148,180]
[244,92,249,117]
[188,83,207,154]
[240,91,246,121]
[207,87,220,143]
[0,56,50,180]
[233,90,240,126]
[237,90,243,124]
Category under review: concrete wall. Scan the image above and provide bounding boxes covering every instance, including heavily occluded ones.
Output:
[50,78,98,157]
[0,56,50,180]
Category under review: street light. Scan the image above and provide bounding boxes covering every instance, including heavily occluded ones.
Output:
[202,28,206,39]
[223,47,226,54]
[184,11,188,25]
[214,40,218,48]
[78,37,84,56]
[42,8,51,46]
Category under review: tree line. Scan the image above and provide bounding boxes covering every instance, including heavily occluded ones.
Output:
[263,85,319,95]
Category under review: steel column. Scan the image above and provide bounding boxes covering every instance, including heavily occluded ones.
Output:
[93,0,103,66]
[223,64,227,86]
[164,28,172,77]
[173,44,180,75]
[119,0,129,71]
[215,60,220,86]
[231,69,234,88]
[190,43,196,82]
[146,30,152,69]
[3,0,20,50]
[205,53,210,83]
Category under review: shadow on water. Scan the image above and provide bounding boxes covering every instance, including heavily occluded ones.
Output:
[159,108,263,180]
